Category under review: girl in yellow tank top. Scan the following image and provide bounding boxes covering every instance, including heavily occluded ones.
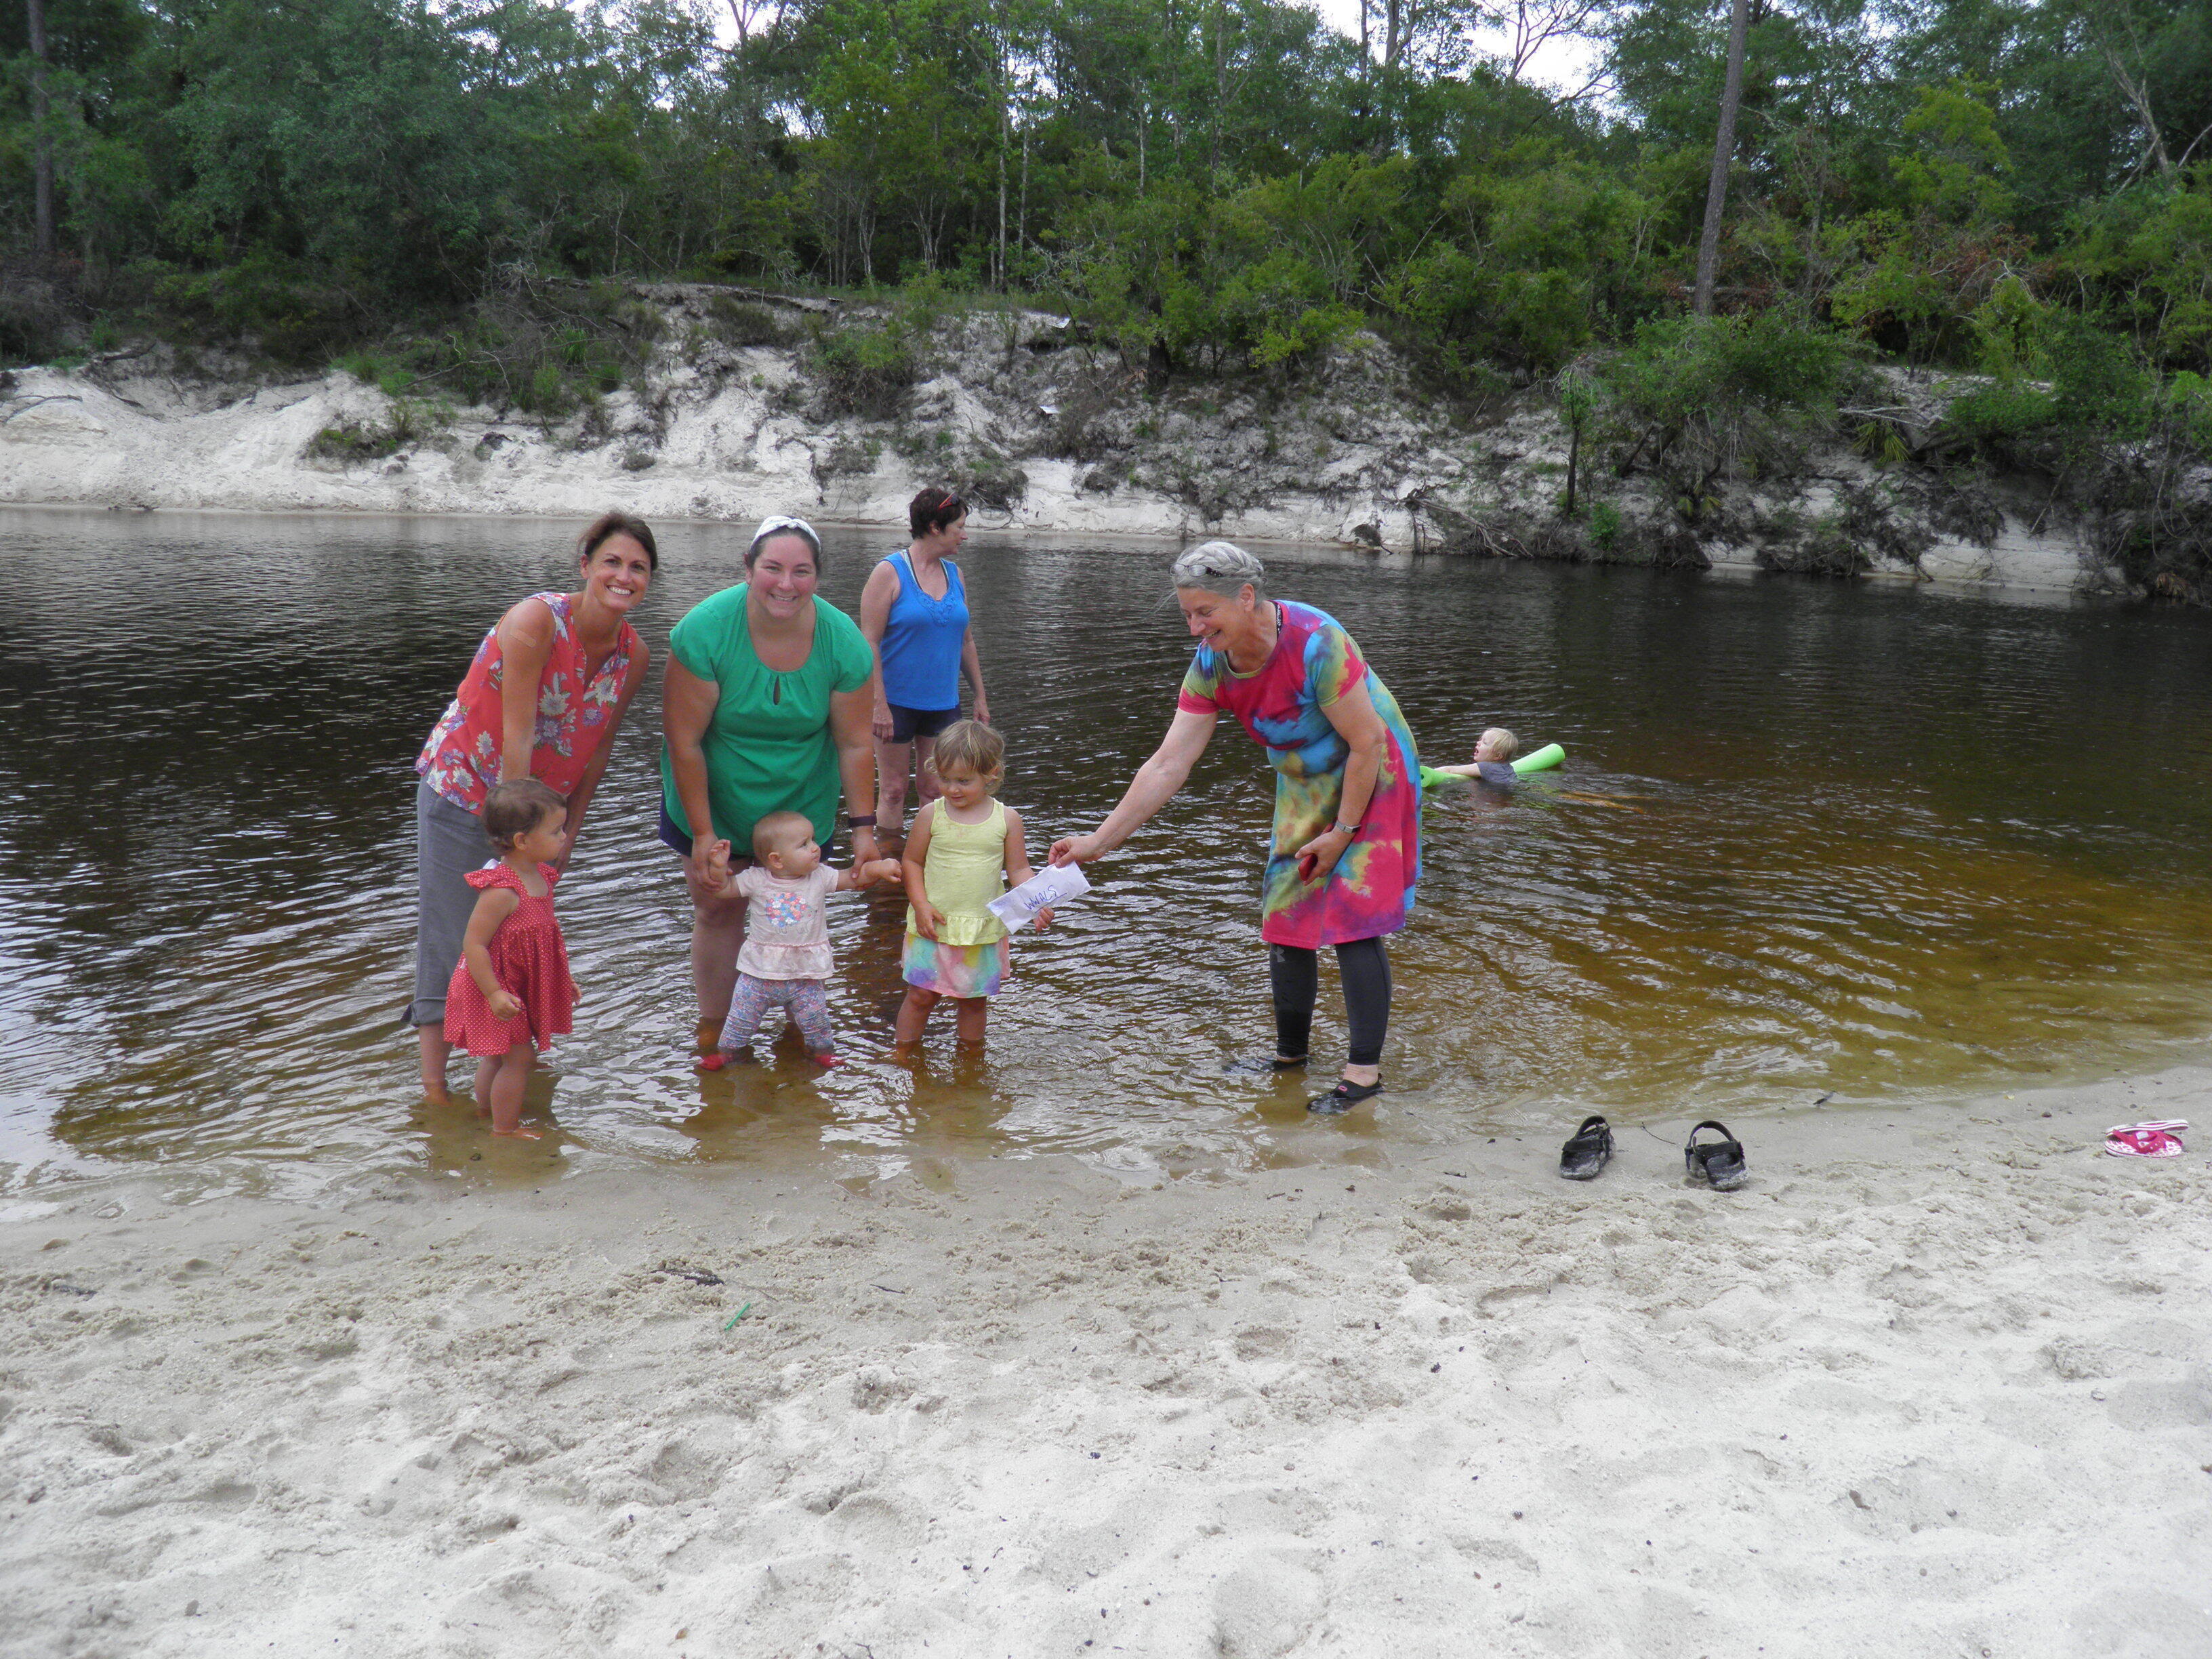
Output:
[896,721,1050,1045]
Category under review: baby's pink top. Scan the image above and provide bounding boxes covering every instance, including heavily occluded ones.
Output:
[735,865,839,980]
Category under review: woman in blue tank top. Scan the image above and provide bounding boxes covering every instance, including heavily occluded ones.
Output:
[858,487,990,844]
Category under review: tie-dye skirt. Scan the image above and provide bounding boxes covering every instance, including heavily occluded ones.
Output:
[902,933,1011,998]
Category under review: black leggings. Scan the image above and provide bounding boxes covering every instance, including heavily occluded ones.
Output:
[1269,937,1391,1069]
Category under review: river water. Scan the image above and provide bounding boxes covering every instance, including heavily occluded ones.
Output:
[2,508,2208,1197]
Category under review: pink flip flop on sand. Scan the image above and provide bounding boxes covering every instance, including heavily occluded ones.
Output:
[2104,1120,2188,1158]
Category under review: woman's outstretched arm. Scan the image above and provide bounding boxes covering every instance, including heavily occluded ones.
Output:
[1049,707,1215,865]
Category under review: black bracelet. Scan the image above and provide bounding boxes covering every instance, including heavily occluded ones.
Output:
[845,813,878,830]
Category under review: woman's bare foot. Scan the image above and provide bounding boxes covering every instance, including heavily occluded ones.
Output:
[422,1083,453,1107]
[491,1125,543,1140]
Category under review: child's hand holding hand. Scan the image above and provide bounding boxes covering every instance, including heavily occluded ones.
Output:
[1033,905,1054,932]
[488,987,523,1022]
[863,858,902,885]
[703,839,734,886]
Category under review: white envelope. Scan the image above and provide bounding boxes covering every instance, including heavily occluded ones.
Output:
[986,862,1090,929]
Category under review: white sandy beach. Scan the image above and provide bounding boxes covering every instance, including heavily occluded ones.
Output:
[3,1069,2209,1658]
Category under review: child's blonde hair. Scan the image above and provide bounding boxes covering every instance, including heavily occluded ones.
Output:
[1480,726,1519,760]
[483,779,566,851]
[926,719,1005,783]
[751,809,814,861]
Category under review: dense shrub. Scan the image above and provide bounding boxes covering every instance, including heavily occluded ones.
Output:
[1601,312,1856,520]
[708,298,789,348]
[807,316,920,419]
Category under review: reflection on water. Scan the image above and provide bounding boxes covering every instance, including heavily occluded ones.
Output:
[1,508,2209,1195]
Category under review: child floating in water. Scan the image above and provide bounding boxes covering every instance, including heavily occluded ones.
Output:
[698,812,901,1070]
[443,779,579,1139]
[895,720,1050,1048]
[1426,726,1521,787]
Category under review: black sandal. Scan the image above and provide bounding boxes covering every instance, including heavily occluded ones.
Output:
[1559,1115,1612,1181]
[1308,1078,1382,1115]
[1684,1121,1748,1190]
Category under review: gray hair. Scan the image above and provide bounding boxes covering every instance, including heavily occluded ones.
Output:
[1171,540,1265,598]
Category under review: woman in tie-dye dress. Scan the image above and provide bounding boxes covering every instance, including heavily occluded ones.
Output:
[1050,542,1420,1114]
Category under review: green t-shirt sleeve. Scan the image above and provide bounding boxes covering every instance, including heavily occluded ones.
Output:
[669,585,743,684]
[821,601,876,693]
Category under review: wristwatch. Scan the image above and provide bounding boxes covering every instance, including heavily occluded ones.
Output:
[1333,819,1361,837]
[846,813,878,830]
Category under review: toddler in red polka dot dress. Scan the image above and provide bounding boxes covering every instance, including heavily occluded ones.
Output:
[443,779,579,1137]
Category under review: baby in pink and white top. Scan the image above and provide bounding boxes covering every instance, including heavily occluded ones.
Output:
[697,810,901,1071]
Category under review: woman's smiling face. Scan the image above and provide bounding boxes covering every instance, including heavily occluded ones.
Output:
[1177,583,1261,654]
[747,533,819,619]
[579,533,653,614]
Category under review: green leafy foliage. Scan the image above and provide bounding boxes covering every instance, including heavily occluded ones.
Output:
[1387,161,1653,379]
[2057,169,2212,373]
[1601,311,1854,518]
[807,313,921,418]
[306,396,447,462]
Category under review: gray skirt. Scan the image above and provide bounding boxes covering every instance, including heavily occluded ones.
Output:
[407,781,493,1027]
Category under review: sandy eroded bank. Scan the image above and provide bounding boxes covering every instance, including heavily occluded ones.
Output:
[3,1069,2208,1658]
[0,294,2098,594]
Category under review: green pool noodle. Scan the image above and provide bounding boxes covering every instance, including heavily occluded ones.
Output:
[1513,742,1565,775]
[1419,743,1565,790]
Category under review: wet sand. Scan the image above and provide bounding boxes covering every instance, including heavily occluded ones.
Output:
[4,1068,2208,1658]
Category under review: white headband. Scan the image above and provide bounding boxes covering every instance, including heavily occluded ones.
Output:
[749,514,821,554]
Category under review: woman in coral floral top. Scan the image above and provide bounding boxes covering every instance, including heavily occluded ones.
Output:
[409,512,655,1104]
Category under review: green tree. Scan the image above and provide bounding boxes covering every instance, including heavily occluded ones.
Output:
[1828,84,2029,363]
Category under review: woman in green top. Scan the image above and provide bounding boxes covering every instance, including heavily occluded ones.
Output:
[661,516,881,1042]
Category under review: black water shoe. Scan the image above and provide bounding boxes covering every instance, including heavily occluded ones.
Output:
[1308,1078,1382,1115]
[1559,1115,1613,1181]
